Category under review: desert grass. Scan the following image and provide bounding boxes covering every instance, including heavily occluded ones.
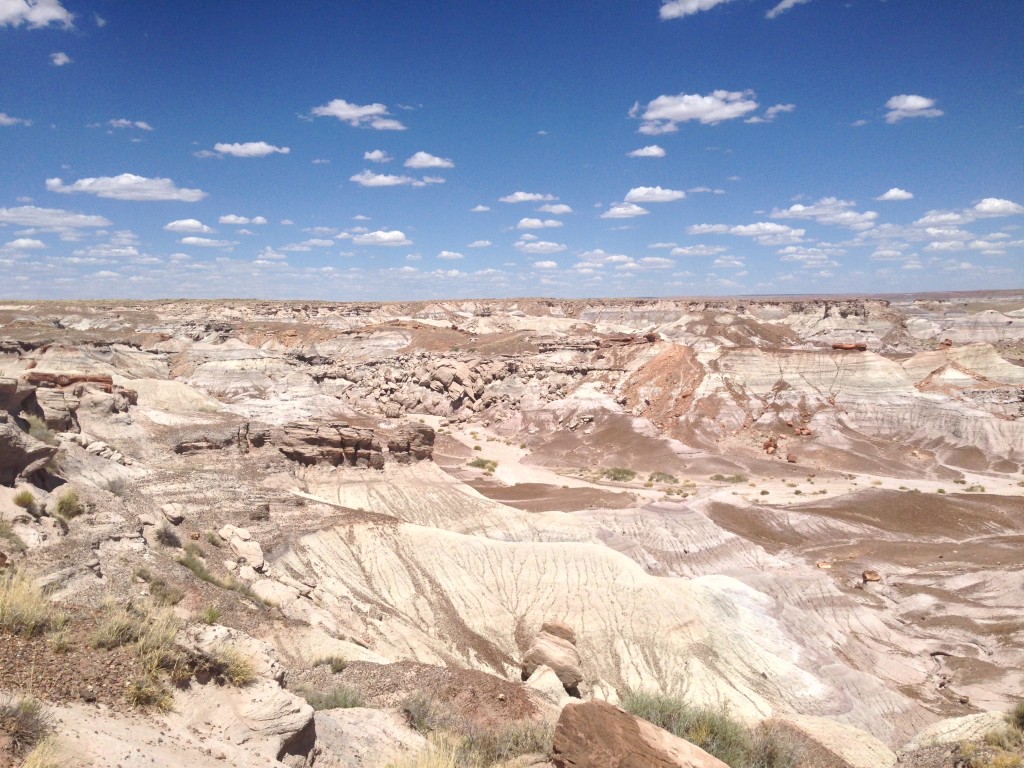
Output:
[294,683,364,710]
[0,696,52,758]
[0,571,67,637]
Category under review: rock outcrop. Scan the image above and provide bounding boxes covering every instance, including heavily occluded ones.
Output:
[386,423,435,463]
[0,414,57,485]
[551,700,729,768]
[275,422,384,469]
[522,621,584,695]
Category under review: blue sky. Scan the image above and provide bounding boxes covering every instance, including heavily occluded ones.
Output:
[1,0,1022,300]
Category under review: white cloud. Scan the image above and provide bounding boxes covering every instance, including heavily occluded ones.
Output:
[538,203,572,215]
[0,0,72,29]
[771,197,878,229]
[876,188,914,201]
[212,141,290,157]
[746,103,795,123]
[3,238,46,250]
[625,186,685,203]
[627,145,666,158]
[601,202,649,219]
[972,198,1024,217]
[310,98,406,130]
[218,214,266,225]
[690,221,805,245]
[0,205,110,229]
[516,218,563,229]
[533,260,558,269]
[659,0,734,19]
[514,239,566,254]
[0,112,31,127]
[438,250,464,260]
[499,191,556,203]
[49,51,70,66]
[164,219,214,233]
[353,230,411,246]
[404,151,454,169]
[467,240,491,248]
[632,90,758,133]
[766,0,814,19]
[638,257,674,268]
[350,170,414,187]
[471,205,491,212]
[179,237,237,247]
[885,94,943,124]
[670,244,727,256]
[363,149,392,163]
[107,118,153,131]
[46,174,206,202]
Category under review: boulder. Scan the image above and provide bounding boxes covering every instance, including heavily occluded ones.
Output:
[34,387,80,431]
[551,700,729,768]
[386,423,435,463]
[522,621,583,694]
[0,414,57,485]
[0,377,35,415]
[161,503,186,525]
[219,525,265,572]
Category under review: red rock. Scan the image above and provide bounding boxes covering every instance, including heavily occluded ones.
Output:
[787,453,797,463]
[551,700,729,768]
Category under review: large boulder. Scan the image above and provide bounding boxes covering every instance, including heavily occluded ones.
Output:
[386,423,435,463]
[522,621,583,694]
[551,700,729,768]
[0,377,35,414]
[0,414,57,486]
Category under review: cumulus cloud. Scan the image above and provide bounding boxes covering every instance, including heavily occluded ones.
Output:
[627,145,666,158]
[670,244,727,256]
[601,202,649,219]
[164,219,214,233]
[689,221,805,245]
[533,260,558,269]
[766,0,814,19]
[516,218,563,229]
[46,174,206,202]
[467,241,491,248]
[363,149,392,163]
[632,90,758,133]
[972,198,1024,217]
[404,151,454,169]
[0,205,110,229]
[310,98,406,130]
[210,141,290,157]
[49,51,71,66]
[659,0,734,19]
[471,205,491,212]
[0,112,31,127]
[179,237,237,247]
[625,186,685,203]
[538,203,572,215]
[514,239,566,254]
[350,170,414,187]
[3,238,46,250]
[885,94,943,124]
[0,0,72,29]
[437,250,464,259]
[352,230,411,246]
[218,214,267,225]
[499,191,557,203]
[876,188,914,201]
[771,197,878,229]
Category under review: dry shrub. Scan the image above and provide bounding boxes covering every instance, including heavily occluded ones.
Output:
[294,683,363,710]
[0,696,52,757]
[0,570,67,637]
[55,489,84,519]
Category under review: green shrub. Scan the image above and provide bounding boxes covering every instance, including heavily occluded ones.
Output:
[711,473,748,483]
[295,683,363,710]
[55,489,85,519]
[458,720,554,764]
[402,691,448,733]
[649,471,678,484]
[135,568,184,606]
[205,531,224,548]
[1010,699,1024,732]
[199,644,256,687]
[200,605,222,625]
[154,525,181,548]
[12,489,36,513]
[602,467,636,482]
[468,458,498,473]
[621,690,802,768]
[91,603,145,649]
[0,696,52,757]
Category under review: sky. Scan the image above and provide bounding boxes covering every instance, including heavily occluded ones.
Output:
[1,0,1022,301]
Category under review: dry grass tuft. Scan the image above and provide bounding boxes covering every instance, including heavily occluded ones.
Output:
[0,571,67,637]
[0,696,52,757]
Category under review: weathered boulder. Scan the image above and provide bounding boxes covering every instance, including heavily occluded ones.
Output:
[275,422,384,469]
[522,621,583,694]
[0,377,35,414]
[0,414,57,485]
[386,423,435,463]
[35,387,80,431]
[313,708,427,767]
[219,525,266,572]
[551,700,729,768]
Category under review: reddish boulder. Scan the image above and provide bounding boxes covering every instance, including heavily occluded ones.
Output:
[551,700,729,768]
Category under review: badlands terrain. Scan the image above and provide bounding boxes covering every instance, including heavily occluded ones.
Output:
[1,291,1023,767]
